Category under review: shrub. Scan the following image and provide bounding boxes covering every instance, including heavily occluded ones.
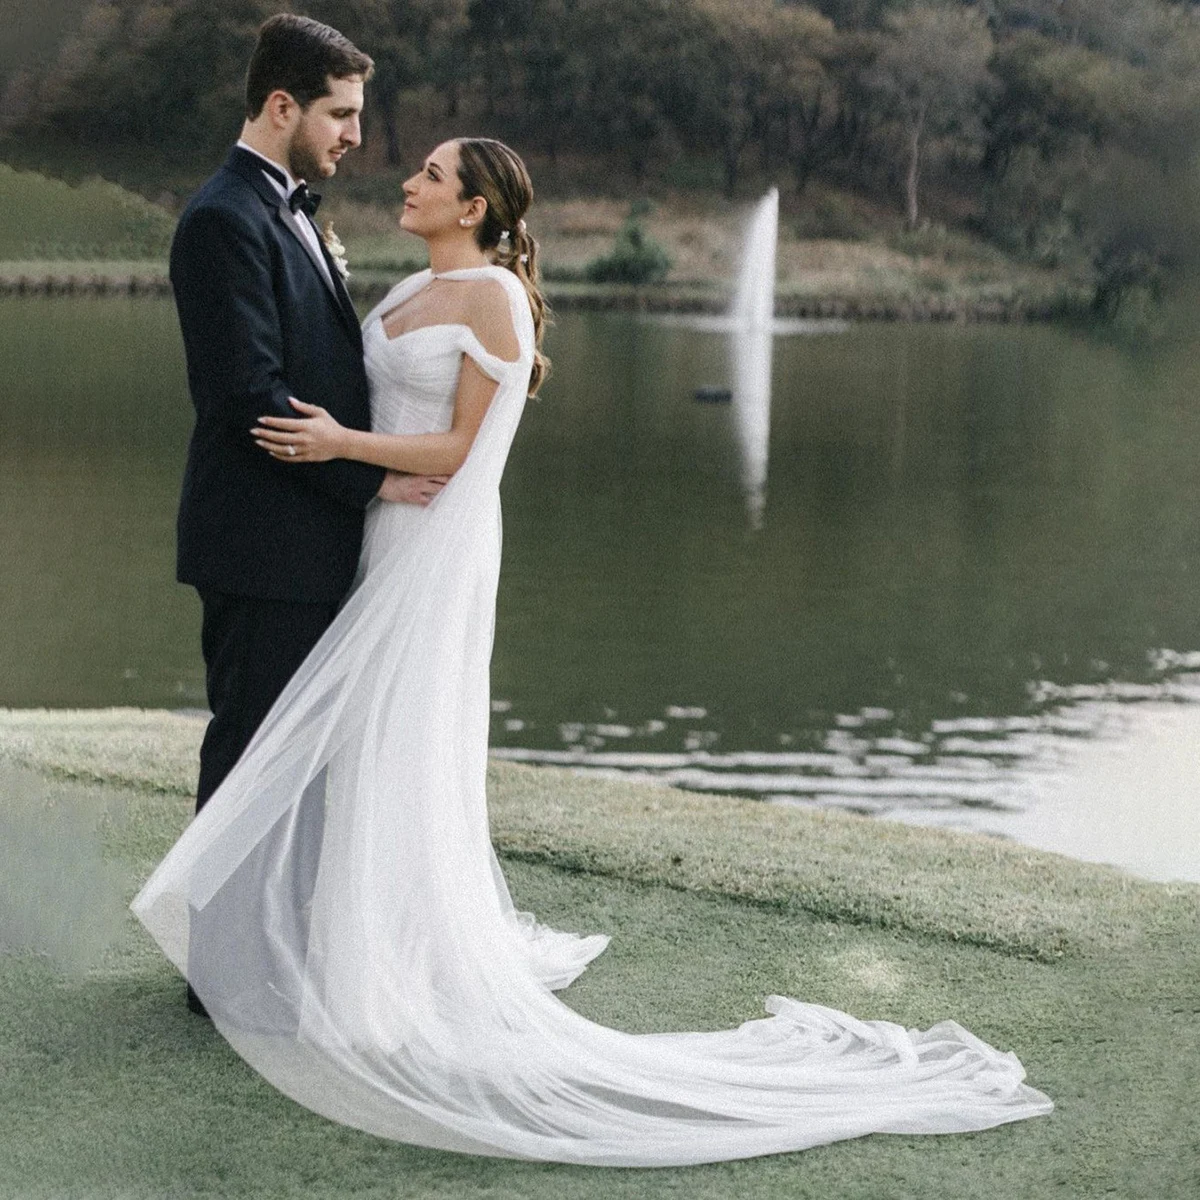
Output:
[584,207,671,284]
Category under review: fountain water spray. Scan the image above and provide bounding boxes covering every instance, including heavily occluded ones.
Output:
[731,188,779,528]
[731,187,779,331]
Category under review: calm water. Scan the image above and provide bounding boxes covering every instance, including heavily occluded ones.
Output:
[3,295,1200,883]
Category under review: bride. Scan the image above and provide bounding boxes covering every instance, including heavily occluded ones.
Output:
[132,137,1052,1166]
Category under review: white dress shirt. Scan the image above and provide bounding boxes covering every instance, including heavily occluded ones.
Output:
[235,140,334,289]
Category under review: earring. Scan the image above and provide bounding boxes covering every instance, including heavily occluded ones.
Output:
[460,218,474,227]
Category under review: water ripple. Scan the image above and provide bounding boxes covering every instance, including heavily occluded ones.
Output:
[489,650,1200,882]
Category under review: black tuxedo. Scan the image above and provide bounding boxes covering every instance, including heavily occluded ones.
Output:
[172,145,385,603]
[171,147,387,847]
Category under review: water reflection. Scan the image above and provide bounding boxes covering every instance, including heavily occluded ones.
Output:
[491,650,1200,883]
[1002,699,1200,883]
[648,309,847,527]
[660,189,851,527]
[718,187,774,529]
[731,327,772,529]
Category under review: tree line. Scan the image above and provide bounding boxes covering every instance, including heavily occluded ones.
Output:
[3,0,1199,310]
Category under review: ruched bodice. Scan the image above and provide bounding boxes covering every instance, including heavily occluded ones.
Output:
[364,319,513,437]
[357,305,523,580]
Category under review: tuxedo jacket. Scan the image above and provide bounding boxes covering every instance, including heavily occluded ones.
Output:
[171,146,386,605]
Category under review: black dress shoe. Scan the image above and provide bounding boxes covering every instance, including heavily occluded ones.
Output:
[186,982,211,1019]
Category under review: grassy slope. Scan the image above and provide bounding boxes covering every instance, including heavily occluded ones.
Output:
[1,708,1197,1199]
[0,164,174,261]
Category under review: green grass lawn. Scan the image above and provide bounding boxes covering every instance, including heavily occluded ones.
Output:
[1,708,1197,1199]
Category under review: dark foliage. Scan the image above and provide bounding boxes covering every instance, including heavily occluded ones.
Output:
[4,0,1198,315]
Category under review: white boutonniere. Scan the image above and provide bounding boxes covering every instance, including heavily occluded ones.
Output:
[322,221,350,281]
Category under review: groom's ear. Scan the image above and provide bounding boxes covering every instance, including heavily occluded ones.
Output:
[260,88,302,130]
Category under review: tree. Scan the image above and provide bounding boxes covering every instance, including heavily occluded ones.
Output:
[312,0,468,166]
[980,3,1200,310]
[989,0,1167,60]
[463,0,527,118]
[781,22,874,193]
[517,1,586,162]
[565,0,696,182]
[14,0,276,163]
[869,3,995,228]
[1082,147,1200,319]
[1077,11,1200,315]
[465,0,588,162]
[802,0,899,30]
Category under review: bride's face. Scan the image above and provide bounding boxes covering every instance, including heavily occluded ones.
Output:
[400,142,483,239]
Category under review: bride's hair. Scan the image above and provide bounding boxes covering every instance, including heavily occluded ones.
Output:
[453,138,550,395]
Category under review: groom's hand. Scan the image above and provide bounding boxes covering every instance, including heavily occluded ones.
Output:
[378,471,449,506]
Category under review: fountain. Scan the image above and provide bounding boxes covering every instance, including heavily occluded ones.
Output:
[671,187,843,526]
[730,188,778,529]
[731,187,779,333]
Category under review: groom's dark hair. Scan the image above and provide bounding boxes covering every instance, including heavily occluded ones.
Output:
[245,14,374,117]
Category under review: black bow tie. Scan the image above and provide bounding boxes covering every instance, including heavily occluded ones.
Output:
[289,183,321,219]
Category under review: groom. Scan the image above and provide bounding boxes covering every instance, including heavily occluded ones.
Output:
[171,14,442,1013]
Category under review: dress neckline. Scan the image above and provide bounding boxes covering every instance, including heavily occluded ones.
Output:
[370,318,517,369]
[429,264,506,281]
[375,320,470,344]
[376,264,511,342]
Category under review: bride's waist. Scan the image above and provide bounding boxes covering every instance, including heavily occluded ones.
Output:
[369,399,454,436]
[370,421,452,437]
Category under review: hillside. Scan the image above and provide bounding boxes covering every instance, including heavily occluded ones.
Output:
[0,163,1084,318]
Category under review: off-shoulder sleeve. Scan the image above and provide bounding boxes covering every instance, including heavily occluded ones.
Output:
[457,326,525,384]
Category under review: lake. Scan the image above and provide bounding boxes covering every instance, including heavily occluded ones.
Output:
[2,294,1199,883]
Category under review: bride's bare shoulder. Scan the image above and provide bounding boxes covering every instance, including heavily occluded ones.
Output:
[462,275,521,364]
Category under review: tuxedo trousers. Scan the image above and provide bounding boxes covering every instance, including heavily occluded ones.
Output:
[189,589,339,1017]
[195,589,340,811]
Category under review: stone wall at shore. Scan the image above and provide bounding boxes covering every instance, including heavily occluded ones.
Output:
[0,265,1081,323]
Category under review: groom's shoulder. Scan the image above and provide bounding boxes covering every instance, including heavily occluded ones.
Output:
[179,163,260,225]
[173,167,267,258]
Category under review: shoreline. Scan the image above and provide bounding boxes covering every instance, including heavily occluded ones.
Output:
[0,262,1085,323]
[1,707,1194,959]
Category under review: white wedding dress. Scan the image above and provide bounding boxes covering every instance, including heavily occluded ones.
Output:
[132,265,1051,1165]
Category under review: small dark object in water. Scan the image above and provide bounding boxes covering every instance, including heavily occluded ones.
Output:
[694,385,732,403]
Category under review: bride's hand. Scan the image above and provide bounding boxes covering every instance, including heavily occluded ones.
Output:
[252,398,348,463]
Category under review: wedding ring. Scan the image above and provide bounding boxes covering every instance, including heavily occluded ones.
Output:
[287,445,296,457]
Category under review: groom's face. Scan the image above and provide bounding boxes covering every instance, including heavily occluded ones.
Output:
[287,75,364,182]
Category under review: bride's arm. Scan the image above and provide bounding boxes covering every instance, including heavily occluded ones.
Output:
[253,281,519,475]
[269,358,497,474]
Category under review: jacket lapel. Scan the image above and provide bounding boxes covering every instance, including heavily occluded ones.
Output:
[222,147,360,341]
[276,202,341,301]
[308,215,363,336]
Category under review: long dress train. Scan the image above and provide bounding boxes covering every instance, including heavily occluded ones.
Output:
[132,265,1052,1166]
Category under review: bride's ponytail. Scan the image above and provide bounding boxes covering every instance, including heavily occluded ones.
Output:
[454,138,550,395]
